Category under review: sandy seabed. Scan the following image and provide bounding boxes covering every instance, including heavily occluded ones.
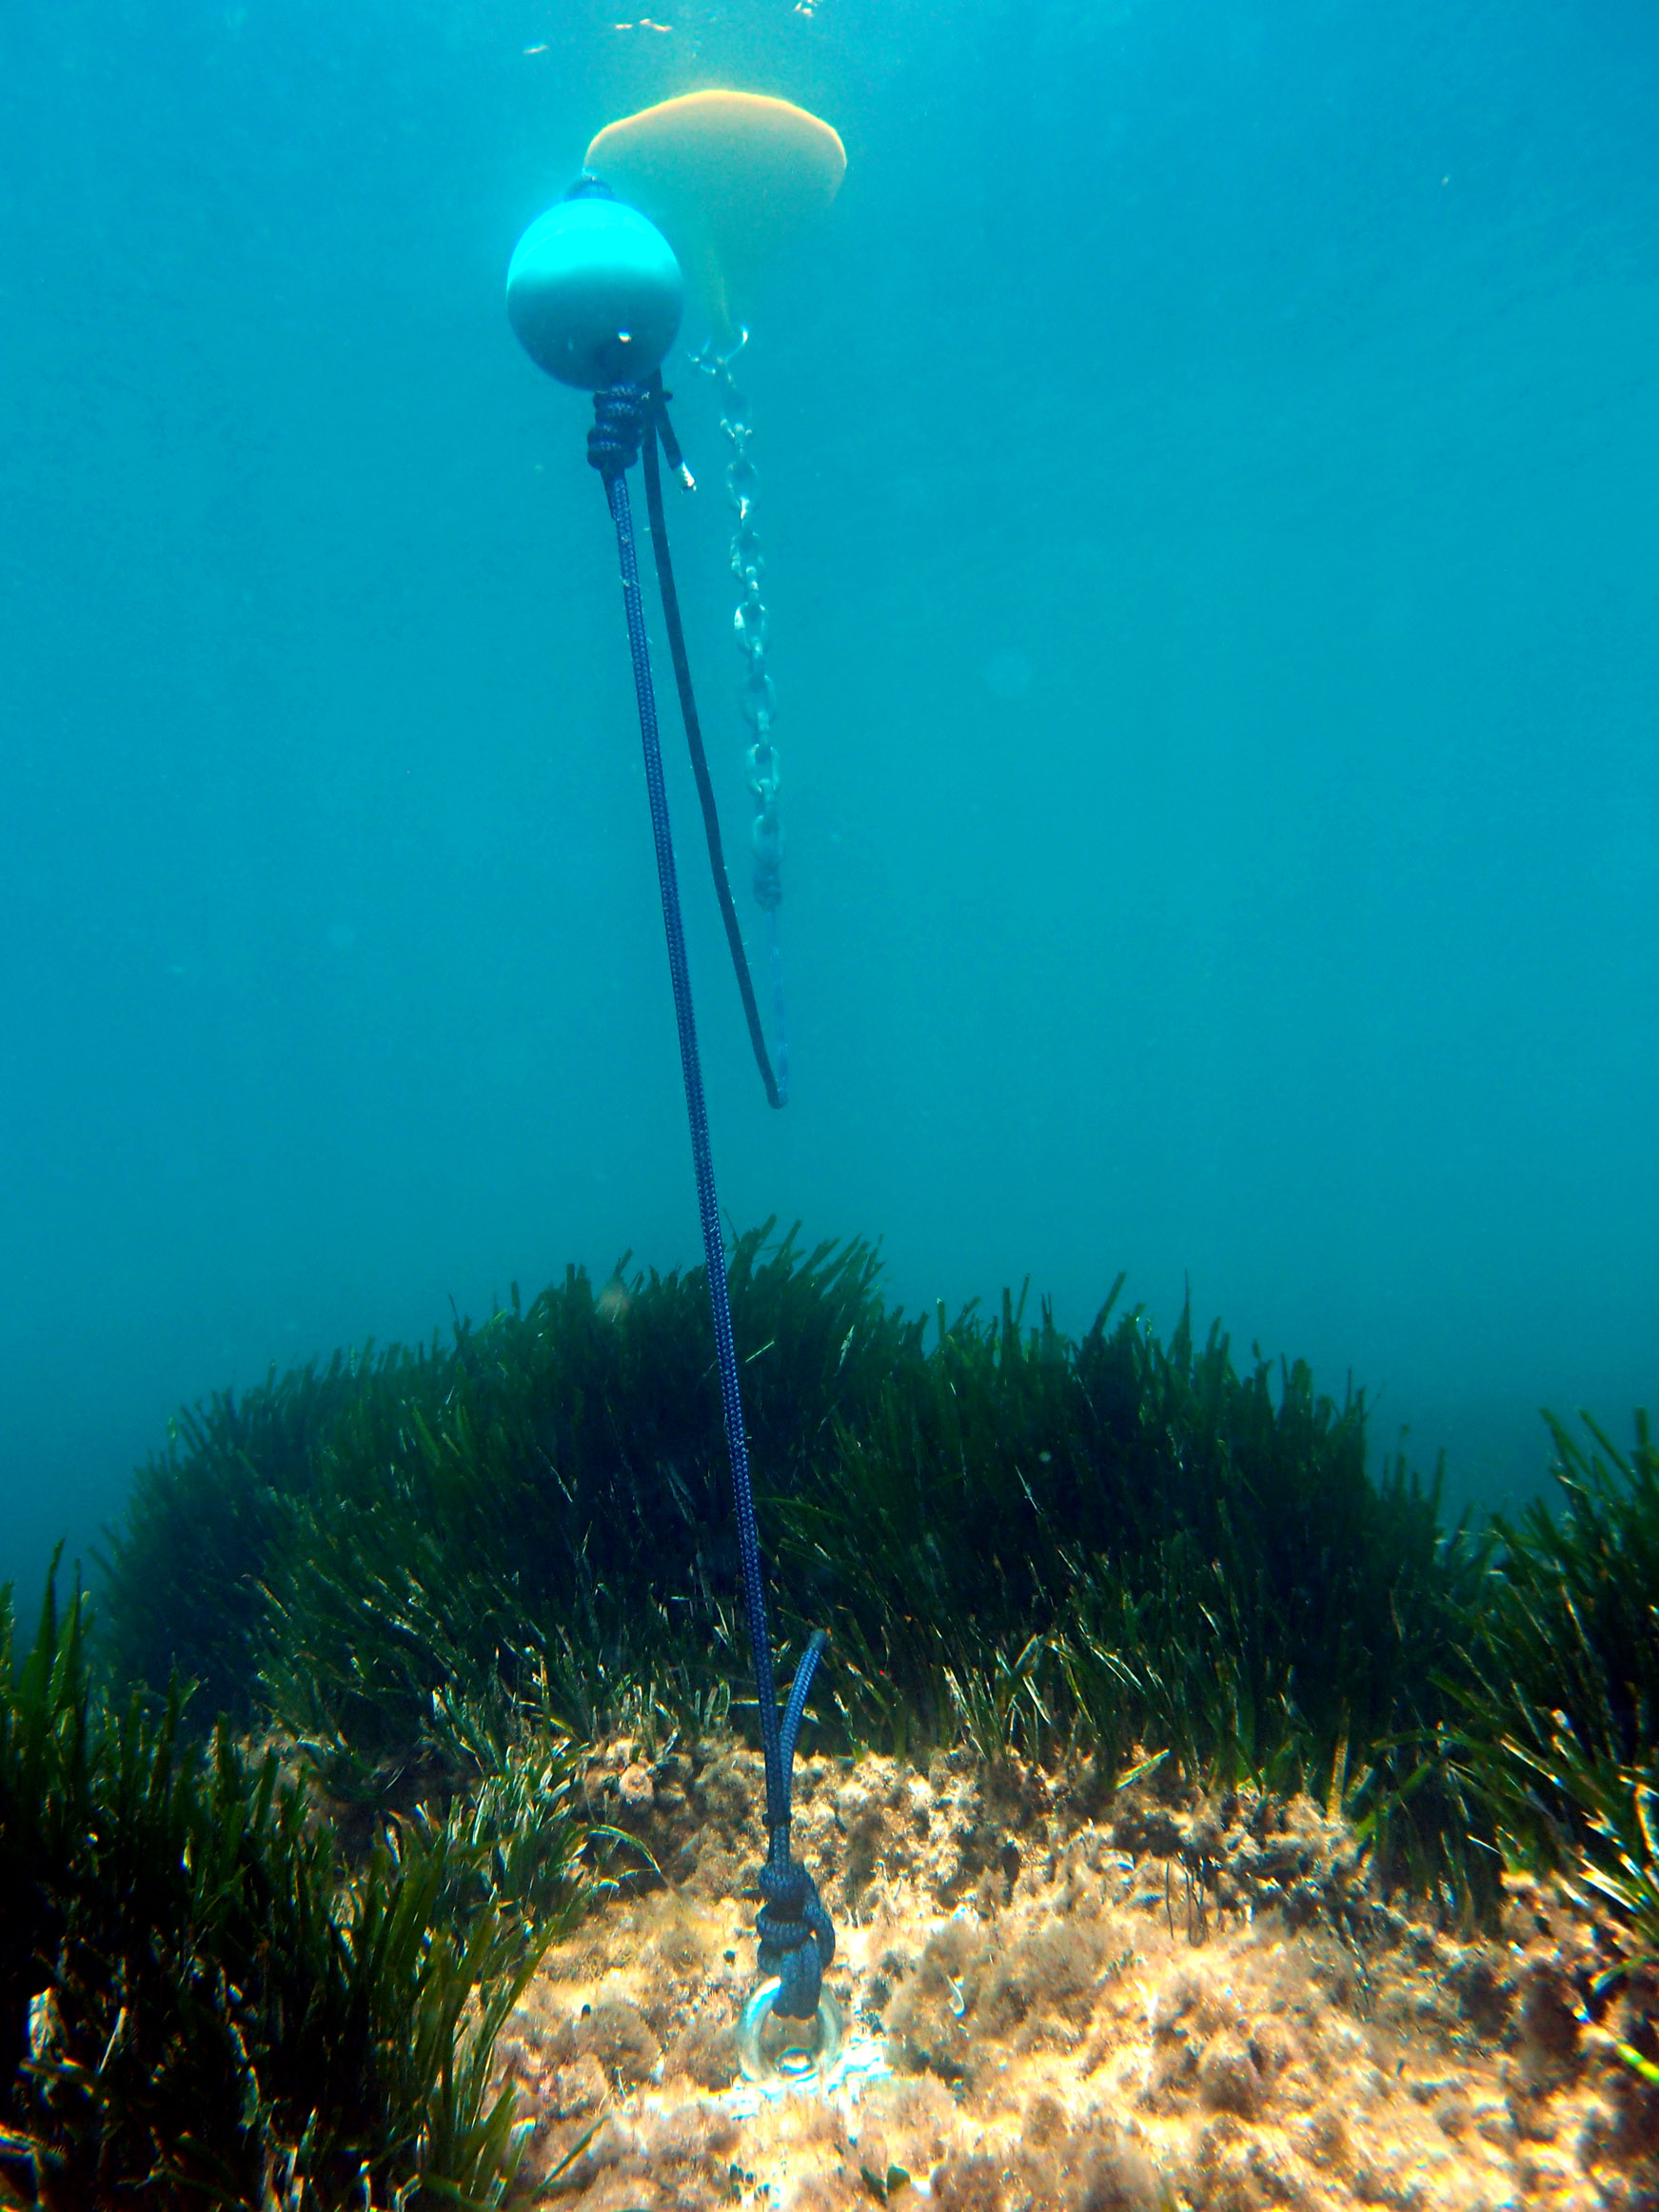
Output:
[490,1737,1659,2212]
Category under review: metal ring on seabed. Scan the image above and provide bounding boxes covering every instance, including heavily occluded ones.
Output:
[737,1977,845,2085]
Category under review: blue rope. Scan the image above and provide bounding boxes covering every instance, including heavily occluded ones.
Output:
[588,382,833,2018]
[640,386,785,1110]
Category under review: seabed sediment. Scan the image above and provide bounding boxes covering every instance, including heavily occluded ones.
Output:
[493,1739,1658,2212]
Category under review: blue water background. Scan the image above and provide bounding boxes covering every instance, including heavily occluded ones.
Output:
[1,0,1655,1595]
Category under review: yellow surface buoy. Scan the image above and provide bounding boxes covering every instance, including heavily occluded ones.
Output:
[585,90,845,345]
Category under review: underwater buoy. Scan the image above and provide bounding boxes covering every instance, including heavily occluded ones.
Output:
[582,90,846,1102]
[505,185,682,389]
[584,89,845,348]
[738,1975,845,2086]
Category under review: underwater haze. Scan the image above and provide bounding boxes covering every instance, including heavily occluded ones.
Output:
[1,0,1655,1595]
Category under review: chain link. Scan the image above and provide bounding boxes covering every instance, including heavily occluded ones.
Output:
[697,332,782,911]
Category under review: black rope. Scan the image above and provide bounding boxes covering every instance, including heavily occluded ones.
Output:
[588,380,831,2021]
[641,376,786,1111]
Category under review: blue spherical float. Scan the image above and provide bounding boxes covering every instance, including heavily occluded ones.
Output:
[506,188,683,389]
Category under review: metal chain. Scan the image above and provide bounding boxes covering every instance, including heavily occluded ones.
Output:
[697,333,781,912]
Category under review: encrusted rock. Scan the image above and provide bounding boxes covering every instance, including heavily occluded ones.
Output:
[496,1732,1658,2212]
[663,2012,740,2091]
[617,1761,655,1811]
[575,1997,662,2087]
[931,2152,1006,2212]
[1074,2133,1164,2212]
[546,2053,608,2120]
[1199,2031,1266,2119]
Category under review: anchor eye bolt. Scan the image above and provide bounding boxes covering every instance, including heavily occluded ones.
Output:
[737,1978,845,2085]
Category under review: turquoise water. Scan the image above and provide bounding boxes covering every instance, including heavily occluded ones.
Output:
[1,0,1655,1590]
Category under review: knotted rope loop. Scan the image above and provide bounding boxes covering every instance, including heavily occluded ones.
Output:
[588,382,650,483]
[755,1629,832,2017]
[757,1850,836,2021]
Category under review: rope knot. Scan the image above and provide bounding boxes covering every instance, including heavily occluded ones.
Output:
[588,383,650,481]
[756,1854,835,2020]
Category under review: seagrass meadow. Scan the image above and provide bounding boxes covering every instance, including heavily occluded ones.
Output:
[7,0,1659,2201]
[3,1227,1656,2207]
